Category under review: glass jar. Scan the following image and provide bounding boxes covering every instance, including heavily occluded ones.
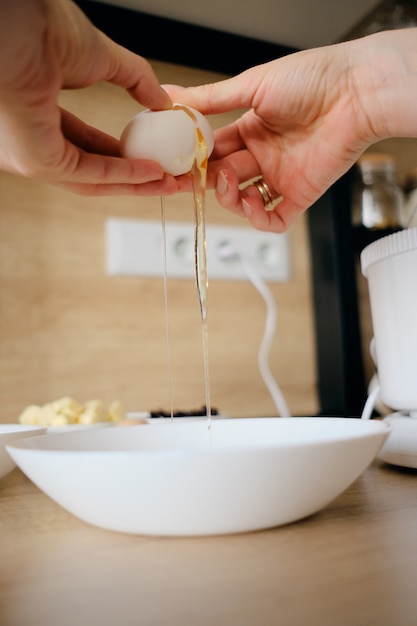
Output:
[352,153,404,230]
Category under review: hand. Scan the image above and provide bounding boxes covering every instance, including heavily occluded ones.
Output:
[165,28,417,232]
[0,0,180,195]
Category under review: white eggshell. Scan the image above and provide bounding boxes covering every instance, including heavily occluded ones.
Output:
[120,105,214,176]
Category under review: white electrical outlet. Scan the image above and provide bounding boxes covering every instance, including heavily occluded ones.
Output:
[106,218,290,282]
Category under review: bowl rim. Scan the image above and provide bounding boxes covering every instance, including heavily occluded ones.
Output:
[5,417,390,458]
[0,424,47,436]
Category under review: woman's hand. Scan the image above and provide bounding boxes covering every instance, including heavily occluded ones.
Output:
[165,28,417,232]
[0,0,180,195]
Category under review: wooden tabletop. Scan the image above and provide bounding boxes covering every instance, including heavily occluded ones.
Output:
[1,460,416,626]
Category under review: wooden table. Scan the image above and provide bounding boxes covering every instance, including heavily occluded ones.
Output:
[0,460,416,626]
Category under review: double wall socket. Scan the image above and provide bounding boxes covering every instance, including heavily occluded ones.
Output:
[106,218,290,282]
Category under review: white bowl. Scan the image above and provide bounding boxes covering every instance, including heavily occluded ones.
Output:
[0,424,47,480]
[6,417,389,536]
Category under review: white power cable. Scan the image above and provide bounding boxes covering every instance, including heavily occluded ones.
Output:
[361,340,383,419]
[217,242,291,417]
[360,381,380,420]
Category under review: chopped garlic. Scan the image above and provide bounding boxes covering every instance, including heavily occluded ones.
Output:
[49,413,71,427]
[108,400,124,422]
[18,404,43,425]
[40,404,68,426]
[80,399,107,424]
[18,397,125,427]
[51,396,83,420]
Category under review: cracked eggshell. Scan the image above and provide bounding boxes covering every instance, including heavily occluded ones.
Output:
[120,105,214,176]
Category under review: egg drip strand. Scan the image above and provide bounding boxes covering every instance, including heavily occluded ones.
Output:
[172,105,212,429]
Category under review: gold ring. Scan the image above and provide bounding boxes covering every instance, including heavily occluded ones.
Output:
[253,178,283,212]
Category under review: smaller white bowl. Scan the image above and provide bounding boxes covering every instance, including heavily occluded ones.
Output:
[0,424,47,480]
[6,417,389,536]
[47,423,115,433]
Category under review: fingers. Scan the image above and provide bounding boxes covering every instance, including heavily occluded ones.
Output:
[214,170,273,224]
[102,37,172,111]
[51,143,180,187]
[54,173,180,197]
[215,168,299,233]
[215,170,243,216]
[210,125,246,159]
[60,109,121,157]
[207,149,262,188]
[53,1,172,111]
[60,109,178,186]
[242,197,297,233]
[24,107,173,186]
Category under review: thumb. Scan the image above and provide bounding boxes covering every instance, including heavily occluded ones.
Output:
[163,70,258,116]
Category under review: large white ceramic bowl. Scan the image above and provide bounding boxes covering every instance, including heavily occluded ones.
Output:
[0,424,47,480]
[6,417,389,536]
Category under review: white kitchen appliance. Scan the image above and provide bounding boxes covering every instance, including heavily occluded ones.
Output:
[361,227,417,468]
